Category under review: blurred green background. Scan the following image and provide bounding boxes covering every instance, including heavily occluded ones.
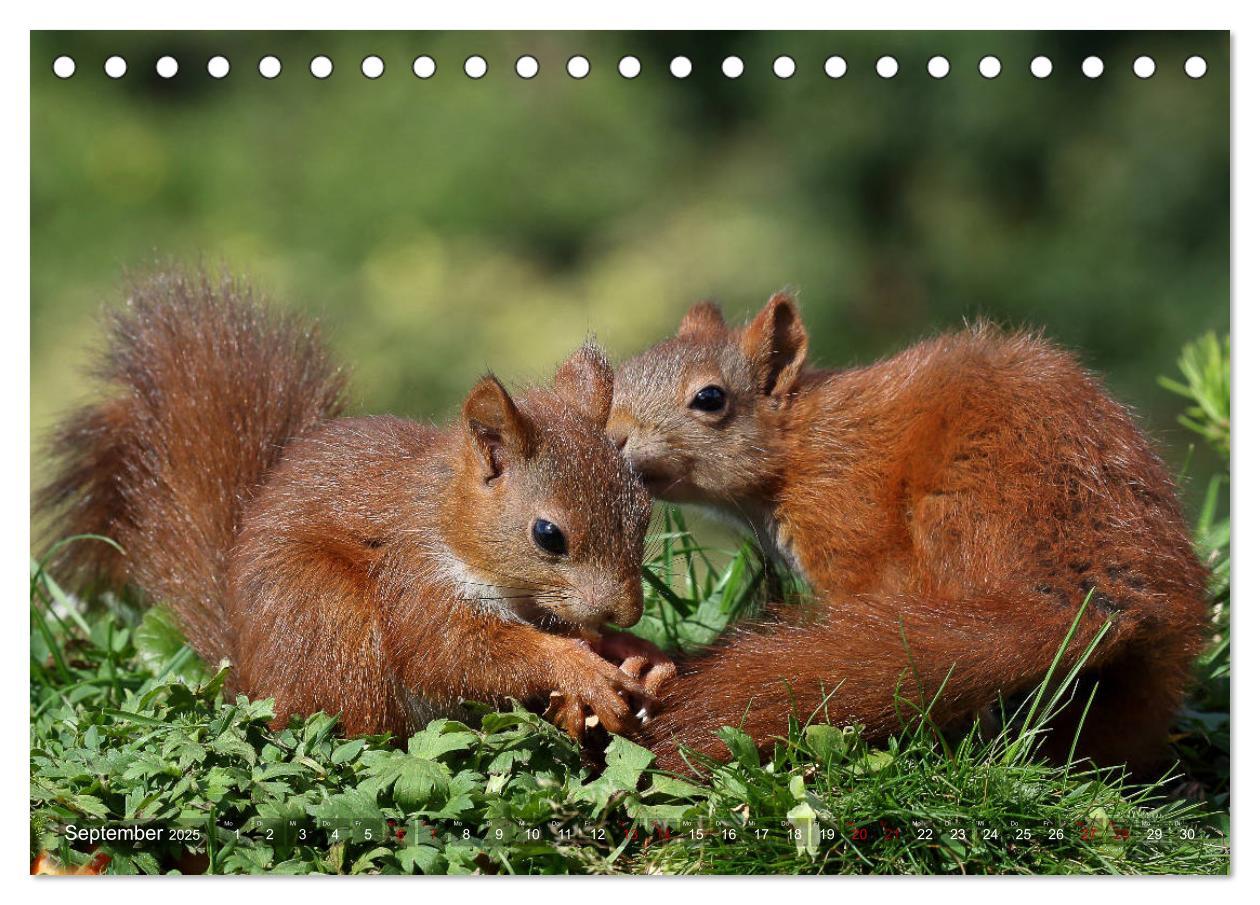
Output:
[30,31,1228,506]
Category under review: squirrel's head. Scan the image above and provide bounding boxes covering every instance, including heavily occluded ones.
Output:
[444,342,651,632]
[608,292,808,505]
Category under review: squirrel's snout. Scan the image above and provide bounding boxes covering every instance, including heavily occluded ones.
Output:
[607,410,687,499]
[609,429,653,477]
[602,580,645,628]
[609,595,644,628]
[566,574,643,629]
[606,414,633,453]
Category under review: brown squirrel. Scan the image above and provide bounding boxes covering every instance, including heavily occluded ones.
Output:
[608,292,1207,774]
[38,269,675,741]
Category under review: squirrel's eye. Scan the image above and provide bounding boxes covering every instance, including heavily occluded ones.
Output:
[689,385,727,413]
[531,519,568,556]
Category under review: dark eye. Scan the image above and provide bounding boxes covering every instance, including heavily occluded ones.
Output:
[531,519,568,556]
[689,385,727,413]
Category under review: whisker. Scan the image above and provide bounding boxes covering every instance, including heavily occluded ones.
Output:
[468,594,549,602]
[710,489,775,587]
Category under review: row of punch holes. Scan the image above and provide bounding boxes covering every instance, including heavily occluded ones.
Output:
[52,53,1210,81]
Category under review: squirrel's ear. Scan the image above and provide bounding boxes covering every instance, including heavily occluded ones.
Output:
[554,340,614,426]
[461,376,532,481]
[740,292,809,399]
[678,301,727,338]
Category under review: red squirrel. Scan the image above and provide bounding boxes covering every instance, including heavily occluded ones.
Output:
[608,292,1207,774]
[39,269,674,742]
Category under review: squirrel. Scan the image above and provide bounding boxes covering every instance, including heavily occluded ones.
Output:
[607,292,1207,774]
[37,269,675,742]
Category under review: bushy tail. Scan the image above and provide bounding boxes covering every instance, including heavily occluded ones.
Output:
[639,590,1194,774]
[36,269,346,664]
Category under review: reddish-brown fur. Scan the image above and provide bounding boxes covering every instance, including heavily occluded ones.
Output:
[610,293,1206,774]
[38,269,673,741]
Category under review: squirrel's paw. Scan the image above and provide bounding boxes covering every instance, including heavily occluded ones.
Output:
[549,640,656,738]
[543,692,591,741]
[593,631,678,706]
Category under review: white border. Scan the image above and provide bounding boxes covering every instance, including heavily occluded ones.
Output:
[5,2,1249,898]
[8,2,1246,30]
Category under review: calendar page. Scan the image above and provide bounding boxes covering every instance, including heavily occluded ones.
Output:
[28,28,1229,877]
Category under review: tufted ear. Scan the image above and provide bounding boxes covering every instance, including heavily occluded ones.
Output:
[739,292,809,399]
[462,376,532,481]
[677,300,727,338]
[553,340,614,426]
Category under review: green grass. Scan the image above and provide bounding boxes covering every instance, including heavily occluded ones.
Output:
[29,335,1230,875]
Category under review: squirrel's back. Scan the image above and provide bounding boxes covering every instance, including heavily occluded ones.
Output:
[781,324,1201,610]
[37,269,346,664]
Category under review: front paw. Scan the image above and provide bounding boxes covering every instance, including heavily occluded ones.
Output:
[547,640,655,740]
[592,631,678,701]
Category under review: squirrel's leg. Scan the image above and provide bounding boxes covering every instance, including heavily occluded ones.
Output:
[540,632,677,735]
[1039,627,1200,778]
[231,569,411,739]
[386,605,655,739]
[590,631,677,696]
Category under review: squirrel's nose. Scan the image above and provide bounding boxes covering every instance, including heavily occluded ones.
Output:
[605,410,635,454]
[607,422,630,452]
[611,596,644,628]
[609,580,644,627]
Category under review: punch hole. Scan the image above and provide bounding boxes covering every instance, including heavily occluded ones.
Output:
[1184,55,1208,78]
[362,56,385,79]
[1132,56,1156,79]
[1082,56,1104,79]
[773,55,796,79]
[259,56,282,79]
[208,56,230,79]
[927,56,950,78]
[567,55,590,79]
[310,56,333,79]
[516,55,539,79]
[1030,56,1053,79]
[465,55,488,79]
[670,56,692,78]
[52,56,75,78]
[722,56,744,78]
[978,55,1001,79]
[618,55,641,79]
[104,55,127,79]
[412,56,436,79]
[156,56,178,79]
[876,56,898,78]
[824,55,847,79]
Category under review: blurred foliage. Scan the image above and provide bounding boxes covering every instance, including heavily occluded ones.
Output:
[30,30,1228,502]
[1164,332,1229,810]
[1159,333,1230,458]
